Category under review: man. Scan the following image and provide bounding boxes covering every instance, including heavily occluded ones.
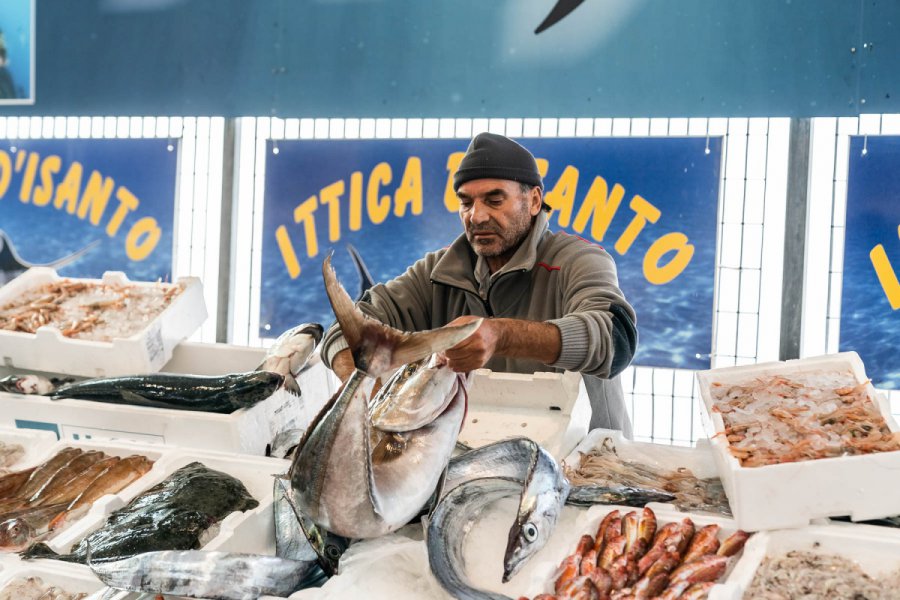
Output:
[321,132,638,435]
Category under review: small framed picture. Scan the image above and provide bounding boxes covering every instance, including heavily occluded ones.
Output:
[0,0,34,105]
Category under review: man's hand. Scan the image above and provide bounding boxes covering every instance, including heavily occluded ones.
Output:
[441,315,500,373]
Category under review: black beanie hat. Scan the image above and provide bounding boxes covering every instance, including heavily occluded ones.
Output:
[453,132,545,193]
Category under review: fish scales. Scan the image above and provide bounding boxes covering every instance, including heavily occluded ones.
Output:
[22,461,257,562]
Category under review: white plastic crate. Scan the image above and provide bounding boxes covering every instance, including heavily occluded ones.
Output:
[460,369,590,461]
[0,561,106,597]
[0,342,340,455]
[696,351,900,531]
[0,425,57,471]
[0,268,206,377]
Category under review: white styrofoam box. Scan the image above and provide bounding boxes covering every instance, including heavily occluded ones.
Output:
[0,425,57,470]
[45,443,288,560]
[0,560,105,597]
[0,267,206,378]
[0,344,340,455]
[286,503,748,600]
[461,369,590,461]
[725,524,900,598]
[562,428,732,518]
[696,351,900,531]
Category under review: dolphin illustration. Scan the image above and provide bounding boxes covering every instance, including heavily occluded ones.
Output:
[0,230,101,286]
[535,0,586,33]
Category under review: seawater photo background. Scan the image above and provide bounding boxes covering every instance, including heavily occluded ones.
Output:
[0,139,178,283]
[0,0,34,103]
[261,136,721,371]
[840,135,900,389]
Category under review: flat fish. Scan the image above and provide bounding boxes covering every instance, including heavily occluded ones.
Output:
[289,255,481,539]
[22,461,258,562]
[257,322,323,396]
[51,371,284,414]
[88,550,317,600]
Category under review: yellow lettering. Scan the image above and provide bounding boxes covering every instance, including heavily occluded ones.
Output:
[33,155,62,207]
[444,152,464,212]
[394,157,422,217]
[106,186,139,237]
[125,217,161,261]
[19,152,40,204]
[76,171,114,222]
[55,162,84,214]
[275,225,301,278]
[349,171,364,231]
[293,196,319,257]
[0,150,11,198]
[544,165,579,227]
[643,232,695,285]
[573,177,625,242]
[536,158,549,179]
[614,195,661,255]
[319,181,344,243]
[367,162,392,225]
[14,149,25,172]
[871,241,900,310]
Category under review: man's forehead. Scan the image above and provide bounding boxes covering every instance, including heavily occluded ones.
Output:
[456,178,520,196]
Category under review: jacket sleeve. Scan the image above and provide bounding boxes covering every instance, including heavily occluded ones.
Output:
[546,244,637,379]
[320,253,438,369]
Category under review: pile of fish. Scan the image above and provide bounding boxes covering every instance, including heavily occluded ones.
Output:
[0,447,154,551]
[23,461,257,562]
[743,549,900,599]
[0,278,184,340]
[0,575,88,600]
[563,437,731,516]
[520,507,749,600]
[0,440,25,473]
[709,370,900,467]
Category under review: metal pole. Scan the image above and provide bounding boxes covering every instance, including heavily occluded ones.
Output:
[216,118,237,343]
[779,118,811,360]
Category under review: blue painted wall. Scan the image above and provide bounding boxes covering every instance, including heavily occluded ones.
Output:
[2,0,898,117]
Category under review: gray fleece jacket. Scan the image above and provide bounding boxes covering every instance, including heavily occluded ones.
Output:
[321,211,638,435]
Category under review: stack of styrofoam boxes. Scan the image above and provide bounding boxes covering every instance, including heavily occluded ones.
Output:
[692,351,900,597]
[462,369,591,461]
[0,268,207,378]
[0,434,289,597]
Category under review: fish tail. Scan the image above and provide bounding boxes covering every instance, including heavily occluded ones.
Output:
[18,541,60,560]
[322,254,482,377]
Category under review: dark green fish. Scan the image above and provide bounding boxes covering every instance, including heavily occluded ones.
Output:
[51,371,284,414]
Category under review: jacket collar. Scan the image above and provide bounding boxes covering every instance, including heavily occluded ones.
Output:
[432,210,550,289]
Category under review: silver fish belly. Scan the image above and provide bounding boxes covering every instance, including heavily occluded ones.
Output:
[369,354,461,432]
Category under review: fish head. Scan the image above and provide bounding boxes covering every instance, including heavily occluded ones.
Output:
[502,449,570,583]
[0,517,34,551]
[260,323,324,377]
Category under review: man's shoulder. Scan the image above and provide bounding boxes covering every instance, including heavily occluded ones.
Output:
[541,229,611,260]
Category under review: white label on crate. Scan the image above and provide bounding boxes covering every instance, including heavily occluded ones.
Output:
[60,424,165,444]
[145,322,165,368]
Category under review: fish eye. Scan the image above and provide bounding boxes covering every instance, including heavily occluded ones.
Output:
[325,545,341,560]
[522,522,538,542]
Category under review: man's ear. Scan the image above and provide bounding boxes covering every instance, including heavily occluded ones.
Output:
[530,187,543,216]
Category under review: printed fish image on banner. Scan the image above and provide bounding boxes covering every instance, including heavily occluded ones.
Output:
[0,139,178,283]
[840,135,900,389]
[261,137,721,371]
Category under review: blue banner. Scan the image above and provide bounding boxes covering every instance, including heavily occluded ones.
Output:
[840,136,900,389]
[0,139,178,284]
[262,137,721,370]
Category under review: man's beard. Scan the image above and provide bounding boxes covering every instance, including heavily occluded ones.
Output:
[466,209,533,260]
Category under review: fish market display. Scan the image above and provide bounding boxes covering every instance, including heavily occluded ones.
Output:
[0,278,183,340]
[0,373,65,395]
[563,437,730,515]
[0,447,154,551]
[0,575,88,600]
[709,370,900,467]
[518,507,749,600]
[289,255,480,539]
[0,440,24,471]
[52,371,284,413]
[257,322,324,396]
[743,550,900,599]
[88,550,318,600]
[22,461,257,562]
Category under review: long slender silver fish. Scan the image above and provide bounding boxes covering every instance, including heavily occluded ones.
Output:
[289,255,482,539]
[257,322,324,396]
[87,550,317,600]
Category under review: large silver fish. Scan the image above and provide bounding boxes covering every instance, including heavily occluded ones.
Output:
[257,322,323,396]
[87,550,316,600]
[288,255,481,539]
[369,353,461,432]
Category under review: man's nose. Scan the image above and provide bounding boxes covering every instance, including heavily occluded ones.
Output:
[469,201,489,223]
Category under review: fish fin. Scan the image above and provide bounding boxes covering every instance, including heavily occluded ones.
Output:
[534,0,586,34]
[282,375,302,397]
[392,320,482,367]
[346,243,375,302]
[117,389,161,408]
[322,253,365,356]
